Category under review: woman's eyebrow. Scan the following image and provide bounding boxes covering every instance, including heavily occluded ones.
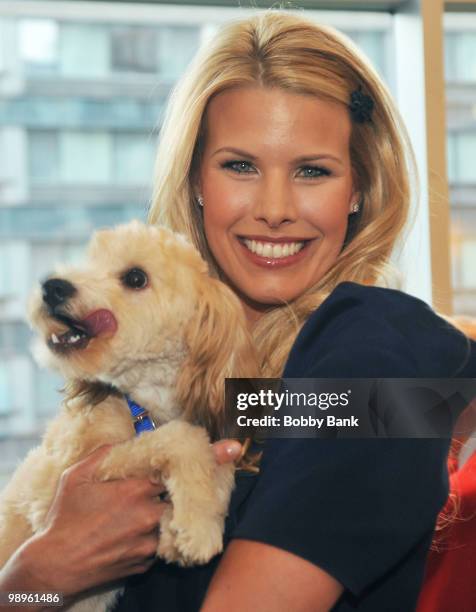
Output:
[294,154,344,166]
[212,147,258,160]
[211,146,343,166]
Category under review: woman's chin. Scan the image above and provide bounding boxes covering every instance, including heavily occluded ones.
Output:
[219,270,308,318]
[238,285,302,310]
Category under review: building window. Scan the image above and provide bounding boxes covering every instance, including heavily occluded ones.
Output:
[460,239,476,289]
[113,132,156,184]
[29,130,155,186]
[36,369,63,416]
[29,130,59,183]
[0,323,32,356]
[61,131,112,184]
[157,26,201,80]
[447,132,476,184]
[445,31,476,82]
[19,19,59,76]
[29,129,112,185]
[20,20,201,81]
[111,26,158,73]
[0,245,19,298]
[345,30,386,77]
[0,205,143,241]
[0,243,29,303]
[0,362,10,415]
[59,23,110,78]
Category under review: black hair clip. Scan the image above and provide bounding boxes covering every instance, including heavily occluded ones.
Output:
[349,86,374,124]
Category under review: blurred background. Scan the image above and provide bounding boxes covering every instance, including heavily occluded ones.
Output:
[0,0,475,484]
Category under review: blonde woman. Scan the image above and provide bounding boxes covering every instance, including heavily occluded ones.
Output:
[1,10,475,612]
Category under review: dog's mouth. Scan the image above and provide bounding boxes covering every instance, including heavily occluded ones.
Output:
[47,309,117,354]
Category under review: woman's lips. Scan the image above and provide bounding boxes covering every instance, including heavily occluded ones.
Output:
[237,237,313,268]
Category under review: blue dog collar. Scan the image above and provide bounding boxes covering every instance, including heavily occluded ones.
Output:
[125,395,156,435]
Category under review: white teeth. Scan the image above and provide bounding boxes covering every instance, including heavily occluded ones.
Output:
[262,243,273,257]
[50,332,83,346]
[243,239,305,259]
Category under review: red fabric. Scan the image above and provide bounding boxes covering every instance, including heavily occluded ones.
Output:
[417,448,476,612]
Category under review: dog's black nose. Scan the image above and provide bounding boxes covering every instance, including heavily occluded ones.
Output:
[42,278,77,309]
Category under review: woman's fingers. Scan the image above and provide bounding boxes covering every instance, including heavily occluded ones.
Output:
[212,439,243,464]
[67,444,114,477]
[30,446,172,596]
[62,445,166,496]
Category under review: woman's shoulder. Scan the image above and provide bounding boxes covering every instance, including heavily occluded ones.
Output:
[317,280,451,323]
[284,281,474,378]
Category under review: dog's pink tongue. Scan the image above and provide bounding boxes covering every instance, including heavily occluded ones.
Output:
[82,309,117,336]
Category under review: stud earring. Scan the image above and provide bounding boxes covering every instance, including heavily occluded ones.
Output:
[350,202,360,214]
[197,194,204,207]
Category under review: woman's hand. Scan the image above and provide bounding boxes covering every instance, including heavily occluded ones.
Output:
[0,439,243,609]
[1,445,167,602]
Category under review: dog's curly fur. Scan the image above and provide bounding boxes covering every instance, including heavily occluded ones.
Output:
[0,220,260,612]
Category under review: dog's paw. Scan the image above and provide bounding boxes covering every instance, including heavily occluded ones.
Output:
[157,505,182,562]
[172,515,224,567]
[157,507,223,566]
[215,462,236,513]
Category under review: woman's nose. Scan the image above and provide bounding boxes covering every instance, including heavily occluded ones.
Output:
[252,174,298,227]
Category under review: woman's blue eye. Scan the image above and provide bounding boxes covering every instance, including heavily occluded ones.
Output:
[222,160,254,174]
[221,161,331,178]
[298,166,331,179]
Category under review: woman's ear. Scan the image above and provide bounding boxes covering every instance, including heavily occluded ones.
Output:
[175,276,259,438]
[190,161,203,200]
[192,184,201,202]
[349,169,361,214]
[348,188,361,214]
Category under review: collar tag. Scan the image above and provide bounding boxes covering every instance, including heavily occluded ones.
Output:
[125,395,156,435]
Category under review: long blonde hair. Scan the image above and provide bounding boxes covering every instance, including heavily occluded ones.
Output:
[149,9,415,377]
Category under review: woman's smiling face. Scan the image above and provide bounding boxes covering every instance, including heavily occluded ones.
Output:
[197,86,358,323]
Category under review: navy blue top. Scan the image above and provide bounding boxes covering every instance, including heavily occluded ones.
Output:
[114,282,476,612]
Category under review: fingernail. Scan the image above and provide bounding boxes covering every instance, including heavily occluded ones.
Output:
[226,443,242,459]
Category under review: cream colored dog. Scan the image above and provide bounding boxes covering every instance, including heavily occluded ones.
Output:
[0,220,259,611]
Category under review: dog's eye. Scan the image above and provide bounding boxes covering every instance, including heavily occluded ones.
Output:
[122,268,148,290]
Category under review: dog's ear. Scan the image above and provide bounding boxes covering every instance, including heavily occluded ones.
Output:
[175,277,259,438]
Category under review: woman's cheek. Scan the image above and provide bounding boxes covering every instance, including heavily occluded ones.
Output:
[206,184,255,223]
[300,186,353,231]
